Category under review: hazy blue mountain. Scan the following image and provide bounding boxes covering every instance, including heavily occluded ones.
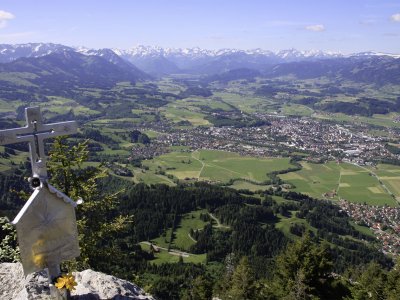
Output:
[0,50,149,89]
[115,46,345,75]
[265,56,400,85]
[120,55,181,77]
[0,43,399,82]
[76,48,150,78]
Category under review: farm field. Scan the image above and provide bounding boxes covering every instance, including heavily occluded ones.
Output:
[280,161,398,206]
[282,104,314,117]
[213,91,273,113]
[133,168,176,186]
[367,164,400,201]
[314,112,400,128]
[143,149,293,184]
[229,180,270,192]
[162,105,210,126]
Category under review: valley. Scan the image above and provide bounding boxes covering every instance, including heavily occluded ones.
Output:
[1,43,400,298]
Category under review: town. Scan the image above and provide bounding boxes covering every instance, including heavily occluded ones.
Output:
[132,113,400,166]
[340,199,400,256]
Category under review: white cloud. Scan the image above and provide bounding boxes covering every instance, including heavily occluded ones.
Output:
[305,24,325,32]
[391,13,400,22]
[0,10,15,29]
[0,10,14,20]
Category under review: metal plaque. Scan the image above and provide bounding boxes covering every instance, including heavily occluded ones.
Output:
[12,187,80,275]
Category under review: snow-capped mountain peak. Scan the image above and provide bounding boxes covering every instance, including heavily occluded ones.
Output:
[350,51,400,59]
[0,43,74,63]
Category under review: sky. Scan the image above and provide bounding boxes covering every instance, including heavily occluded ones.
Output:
[0,0,399,54]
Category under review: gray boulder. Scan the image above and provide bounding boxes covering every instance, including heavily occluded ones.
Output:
[0,263,154,300]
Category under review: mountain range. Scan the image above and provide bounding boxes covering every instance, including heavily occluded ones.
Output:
[0,43,399,84]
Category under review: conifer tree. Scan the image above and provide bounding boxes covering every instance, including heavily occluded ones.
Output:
[189,275,213,300]
[272,234,333,299]
[48,136,131,272]
[227,256,256,300]
[384,259,400,300]
[349,262,386,300]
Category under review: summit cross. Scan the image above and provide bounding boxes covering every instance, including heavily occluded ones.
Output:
[0,107,77,182]
[0,107,80,300]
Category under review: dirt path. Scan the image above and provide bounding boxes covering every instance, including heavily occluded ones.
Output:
[336,169,343,195]
[208,213,230,229]
[191,152,205,178]
[188,233,196,242]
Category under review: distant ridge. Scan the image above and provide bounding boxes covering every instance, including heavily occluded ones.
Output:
[0,50,149,90]
[1,43,399,64]
[0,43,399,81]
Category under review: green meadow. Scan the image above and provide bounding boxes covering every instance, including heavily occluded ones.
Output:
[143,149,292,184]
[163,106,210,126]
[275,210,318,240]
[141,209,210,264]
[213,91,274,113]
[367,164,400,201]
[314,112,400,128]
[173,210,209,251]
[139,242,206,265]
[148,210,208,251]
[280,161,398,206]
[229,180,270,192]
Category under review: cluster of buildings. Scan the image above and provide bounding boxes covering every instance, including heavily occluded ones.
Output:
[130,143,169,160]
[339,200,400,255]
[131,114,399,165]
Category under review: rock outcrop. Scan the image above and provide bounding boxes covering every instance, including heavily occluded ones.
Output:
[0,263,154,300]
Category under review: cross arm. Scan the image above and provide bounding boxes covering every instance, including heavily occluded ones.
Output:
[36,121,78,137]
[0,126,36,146]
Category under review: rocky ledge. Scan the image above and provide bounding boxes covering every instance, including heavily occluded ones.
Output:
[0,263,154,300]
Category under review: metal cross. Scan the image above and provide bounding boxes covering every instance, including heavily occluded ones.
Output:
[0,107,77,182]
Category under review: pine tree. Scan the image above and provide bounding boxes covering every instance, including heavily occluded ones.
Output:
[190,275,213,300]
[227,256,256,300]
[385,259,400,300]
[272,234,333,299]
[349,262,386,300]
[48,136,131,271]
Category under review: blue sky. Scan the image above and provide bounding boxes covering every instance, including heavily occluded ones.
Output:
[0,0,399,53]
